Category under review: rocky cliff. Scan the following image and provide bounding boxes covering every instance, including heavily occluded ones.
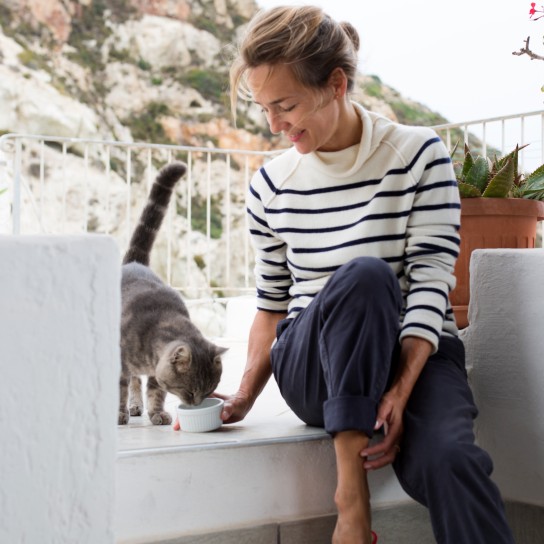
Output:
[0,0,448,147]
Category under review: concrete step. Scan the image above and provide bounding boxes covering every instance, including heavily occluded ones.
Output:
[115,336,412,543]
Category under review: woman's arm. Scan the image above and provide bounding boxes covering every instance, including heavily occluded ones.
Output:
[360,335,433,469]
[220,309,287,424]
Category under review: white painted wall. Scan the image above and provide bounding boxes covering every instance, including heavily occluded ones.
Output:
[0,235,120,544]
[462,249,544,506]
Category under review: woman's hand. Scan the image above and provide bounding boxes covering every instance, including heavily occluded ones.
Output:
[215,391,253,424]
[359,336,433,469]
[359,390,406,470]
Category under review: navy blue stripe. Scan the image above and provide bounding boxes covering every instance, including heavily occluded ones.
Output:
[401,321,439,338]
[263,242,286,253]
[387,137,441,176]
[405,304,444,317]
[247,208,271,229]
[249,184,262,201]
[249,229,275,238]
[412,202,461,212]
[409,243,459,259]
[291,263,341,275]
[425,156,452,170]
[292,233,405,254]
[261,258,288,268]
[262,274,291,281]
[416,179,457,193]
[256,289,290,302]
[435,234,460,245]
[264,186,417,215]
[259,166,382,196]
[288,256,399,274]
[275,210,411,234]
[409,287,448,301]
[258,168,277,194]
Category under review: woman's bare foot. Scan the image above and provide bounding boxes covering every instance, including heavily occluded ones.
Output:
[333,485,372,543]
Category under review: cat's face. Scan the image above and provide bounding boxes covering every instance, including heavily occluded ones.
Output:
[155,341,226,406]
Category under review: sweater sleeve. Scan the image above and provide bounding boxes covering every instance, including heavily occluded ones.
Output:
[247,169,292,313]
[400,134,461,351]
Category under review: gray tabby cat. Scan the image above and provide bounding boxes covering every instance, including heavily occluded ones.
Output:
[119,161,226,425]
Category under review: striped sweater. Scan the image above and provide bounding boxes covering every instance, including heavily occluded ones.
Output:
[247,104,461,351]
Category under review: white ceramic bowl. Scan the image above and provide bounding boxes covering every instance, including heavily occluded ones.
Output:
[177,397,224,433]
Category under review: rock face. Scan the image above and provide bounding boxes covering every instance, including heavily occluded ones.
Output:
[0,28,99,137]
[0,0,447,147]
[107,14,222,69]
[0,0,270,145]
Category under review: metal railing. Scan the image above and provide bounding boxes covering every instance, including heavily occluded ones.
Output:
[0,134,279,298]
[432,109,544,172]
[1,110,543,298]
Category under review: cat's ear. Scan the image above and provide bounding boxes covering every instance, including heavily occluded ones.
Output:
[172,345,191,370]
[215,345,229,357]
[213,345,227,367]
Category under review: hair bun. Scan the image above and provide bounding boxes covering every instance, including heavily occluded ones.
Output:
[340,22,360,52]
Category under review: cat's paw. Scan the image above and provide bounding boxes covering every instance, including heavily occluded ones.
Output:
[149,411,172,425]
[118,411,130,425]
[129,404,143,417]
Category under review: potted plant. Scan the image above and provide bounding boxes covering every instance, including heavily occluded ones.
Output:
[450,143,544,328]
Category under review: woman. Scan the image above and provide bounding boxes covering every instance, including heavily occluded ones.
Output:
[220,6,514,543]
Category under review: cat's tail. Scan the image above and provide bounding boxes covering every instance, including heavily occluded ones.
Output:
[123,161,187,265]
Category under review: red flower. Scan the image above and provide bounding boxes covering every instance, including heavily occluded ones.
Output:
[529,2,544,18]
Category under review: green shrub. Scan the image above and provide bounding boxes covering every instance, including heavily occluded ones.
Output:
[17,49,49,70]
[193,254,206,269]
[110,48,132,63]
[125,102,174,144]
[179,194,223,239]
[180,69,227,103]
[363,75,384,99]
[137,58,152,71]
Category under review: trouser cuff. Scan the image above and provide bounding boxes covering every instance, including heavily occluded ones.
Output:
[323,396,377,437]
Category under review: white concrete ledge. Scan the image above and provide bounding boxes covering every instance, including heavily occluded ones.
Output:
[0,235,120,544]
[115,334,410,543]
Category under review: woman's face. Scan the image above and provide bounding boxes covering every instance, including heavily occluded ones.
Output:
[247,64,345,154]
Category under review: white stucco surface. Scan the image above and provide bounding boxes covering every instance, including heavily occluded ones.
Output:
[0,235,120,544]
[463,249,544,506]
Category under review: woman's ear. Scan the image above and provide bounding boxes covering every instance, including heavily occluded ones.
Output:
[328,67,348,98]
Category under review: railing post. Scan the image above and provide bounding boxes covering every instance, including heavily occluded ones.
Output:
[13,138,22,235]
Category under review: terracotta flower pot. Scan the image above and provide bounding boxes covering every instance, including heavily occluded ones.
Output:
[450,198,544,329]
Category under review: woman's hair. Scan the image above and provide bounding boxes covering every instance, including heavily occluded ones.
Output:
[229,5,360,119]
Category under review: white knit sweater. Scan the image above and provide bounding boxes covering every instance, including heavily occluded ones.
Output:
[247,104,460,350]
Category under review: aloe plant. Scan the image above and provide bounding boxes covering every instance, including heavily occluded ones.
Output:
[453,143,544,200]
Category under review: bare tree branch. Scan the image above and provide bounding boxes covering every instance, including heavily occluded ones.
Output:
[512,36,544,61]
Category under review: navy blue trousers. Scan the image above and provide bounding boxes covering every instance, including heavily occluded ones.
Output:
[270,257,514,544]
